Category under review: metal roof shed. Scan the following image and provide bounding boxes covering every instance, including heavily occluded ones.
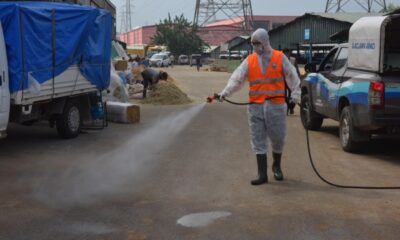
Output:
[268,12,382,51]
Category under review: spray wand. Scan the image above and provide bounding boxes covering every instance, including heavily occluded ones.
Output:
[206,93,220,103]
[206,93,287,105]
[206,93,254,105]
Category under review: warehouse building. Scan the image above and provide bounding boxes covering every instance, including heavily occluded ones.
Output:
[268,12,382,53]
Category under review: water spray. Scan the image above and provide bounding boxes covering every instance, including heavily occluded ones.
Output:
[33,104,206,206]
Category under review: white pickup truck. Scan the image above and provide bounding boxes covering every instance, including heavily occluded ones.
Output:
[301,14,400,152]
[0,2,112,139]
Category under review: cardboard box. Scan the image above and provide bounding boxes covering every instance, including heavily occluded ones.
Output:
[114,60,128,71]
[106,102,140,124]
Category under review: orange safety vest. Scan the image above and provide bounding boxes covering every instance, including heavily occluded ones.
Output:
[247,50,285,104]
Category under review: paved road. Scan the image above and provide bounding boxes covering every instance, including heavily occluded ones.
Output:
[1,65,400,239]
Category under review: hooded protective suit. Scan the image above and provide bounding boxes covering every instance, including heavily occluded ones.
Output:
[220,28,301,155]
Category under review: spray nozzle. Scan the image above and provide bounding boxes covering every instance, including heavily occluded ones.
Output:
[206,93,221,103]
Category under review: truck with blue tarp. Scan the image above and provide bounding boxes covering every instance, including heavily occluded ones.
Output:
[300,14,400,152]
[0,2,112,139]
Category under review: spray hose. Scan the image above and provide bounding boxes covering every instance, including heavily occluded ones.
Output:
[206,93,284,105]
[206,94,400,190]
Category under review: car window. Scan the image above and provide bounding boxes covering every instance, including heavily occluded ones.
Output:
[319,48,338,72]
[332,48,348,70]
[152,54,163,60]
[384,52,400,72]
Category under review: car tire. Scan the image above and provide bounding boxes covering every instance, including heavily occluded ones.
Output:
[340,106,365,152]
[300,94,323,130]
[56,100,81,139]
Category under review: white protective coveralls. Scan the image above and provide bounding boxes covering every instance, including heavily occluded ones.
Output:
[220,29,301,155]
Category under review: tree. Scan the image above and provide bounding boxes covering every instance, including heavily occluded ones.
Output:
[386,3,400,12]
[152,14,206,57]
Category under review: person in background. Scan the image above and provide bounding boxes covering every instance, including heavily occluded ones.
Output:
[170,55,175,68]
[141,68,168,98]
[218,28,301,186]
[125,56,135,84]
[140,57,150,68]
[283,48,301,115]
[196,56,201,71]
[132,56,140,68]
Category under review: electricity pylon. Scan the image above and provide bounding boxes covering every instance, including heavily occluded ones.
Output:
[193,0,254,33]
[325,0,387,12]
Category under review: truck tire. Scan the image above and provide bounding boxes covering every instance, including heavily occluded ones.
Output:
[21,120,37,126]
[300,94,323,130]
[56,101,81,139]
[340,106,365,152]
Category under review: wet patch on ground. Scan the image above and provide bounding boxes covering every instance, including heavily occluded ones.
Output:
[177,211,231,228]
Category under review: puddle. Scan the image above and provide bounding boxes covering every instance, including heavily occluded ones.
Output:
[177,211,231,228]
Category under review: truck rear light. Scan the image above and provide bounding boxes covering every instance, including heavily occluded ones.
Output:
[369,81,384,109]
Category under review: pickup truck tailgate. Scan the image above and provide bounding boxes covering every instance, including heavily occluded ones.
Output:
[384,75,400,115]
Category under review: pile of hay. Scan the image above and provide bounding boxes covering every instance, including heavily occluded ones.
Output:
[210,59,241,73]
[140,78,192,105]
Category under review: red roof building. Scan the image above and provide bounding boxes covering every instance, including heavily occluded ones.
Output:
[118,15,297,46]
[206,15,297,29]
[118,25,156,46]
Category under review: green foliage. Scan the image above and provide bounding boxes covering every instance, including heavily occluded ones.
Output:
[152,14,206,57]
[386,3,400,12]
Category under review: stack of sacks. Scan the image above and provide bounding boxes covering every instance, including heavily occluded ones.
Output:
[106,102,140,124]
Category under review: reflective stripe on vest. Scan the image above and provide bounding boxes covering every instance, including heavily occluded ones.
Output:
[248,77,284,86]
[247,50,285,104]
[249,89,285,96]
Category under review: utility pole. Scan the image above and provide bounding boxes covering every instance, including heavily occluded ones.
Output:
[193,0,254,34]
[325,0,387,13]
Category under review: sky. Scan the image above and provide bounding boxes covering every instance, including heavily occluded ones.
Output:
[110,0,400,32]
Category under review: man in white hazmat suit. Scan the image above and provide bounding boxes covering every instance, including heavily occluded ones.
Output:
[219,28,301,185]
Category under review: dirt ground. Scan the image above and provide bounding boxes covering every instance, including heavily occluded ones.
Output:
[0,65,400,239]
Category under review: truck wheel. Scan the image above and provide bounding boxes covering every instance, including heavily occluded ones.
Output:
[340,106,364,152]
[56,101,81,139]
[300,94,323,130]
[21,120,37,126]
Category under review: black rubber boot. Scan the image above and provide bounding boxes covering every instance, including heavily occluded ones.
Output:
[251,154,268,185]
[272,152,284,181]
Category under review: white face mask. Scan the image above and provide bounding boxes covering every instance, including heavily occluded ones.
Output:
[253,44,265,55]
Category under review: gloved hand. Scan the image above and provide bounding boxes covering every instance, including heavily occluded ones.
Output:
[217,93,226,102]
[291,97,301,105]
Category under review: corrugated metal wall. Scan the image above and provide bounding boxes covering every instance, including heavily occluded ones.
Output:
[269,15,351,50]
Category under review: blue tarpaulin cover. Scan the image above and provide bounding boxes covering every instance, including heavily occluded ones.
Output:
[0,2,112,93]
